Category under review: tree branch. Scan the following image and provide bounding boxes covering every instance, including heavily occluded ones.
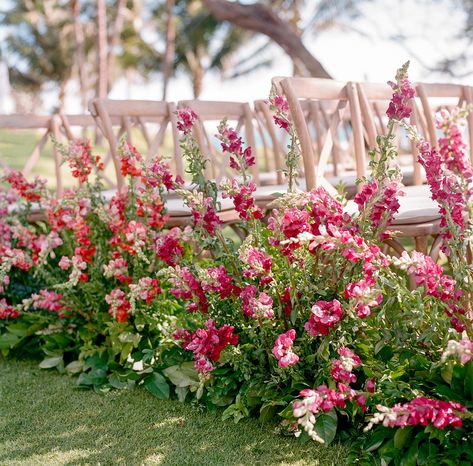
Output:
[201,0,332,78]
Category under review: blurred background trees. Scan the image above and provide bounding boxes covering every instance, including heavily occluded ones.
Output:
[0,0,472,112]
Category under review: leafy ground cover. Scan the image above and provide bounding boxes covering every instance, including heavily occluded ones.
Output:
[0,358,348,466]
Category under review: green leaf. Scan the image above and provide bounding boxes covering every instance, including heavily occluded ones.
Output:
[0,332,21,349]
[394,426,412,450]
[39,356,63,369]
[163,362,199,388]
[441,362,453,385]
[175,386,188,402]
[65,360,83,375]
[109,373,128,390]
[144,372,170,400]
[314,410,337,445]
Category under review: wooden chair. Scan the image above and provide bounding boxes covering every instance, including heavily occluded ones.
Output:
[416,83,473,160]
[280,76,442,257]
[253,99,285,185]
[279,77,366,195]
[0,114,63,197]
[89,99,183,192]
[90,98,240,228]
[177,100,294,209]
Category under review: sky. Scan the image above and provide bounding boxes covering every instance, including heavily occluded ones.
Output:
[110,0,471,105]
[3,0,472,113]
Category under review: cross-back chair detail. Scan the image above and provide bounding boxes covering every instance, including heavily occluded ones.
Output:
[89,99,183,192]
[253,99,285,185]
[415,83,473,160]
[177,100,260,185]
[355,82,424,186]
[0,114,64,198]
[280,77,366,195]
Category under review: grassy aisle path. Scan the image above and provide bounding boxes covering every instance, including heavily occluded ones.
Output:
[0,359,348,466]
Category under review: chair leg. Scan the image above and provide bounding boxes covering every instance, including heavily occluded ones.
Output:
[429,235,442,261]
[414,236,428,254]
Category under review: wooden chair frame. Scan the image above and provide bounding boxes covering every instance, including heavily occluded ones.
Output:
[89,98,182,192]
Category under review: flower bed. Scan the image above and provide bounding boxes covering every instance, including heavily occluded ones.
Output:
[1,63,473,465]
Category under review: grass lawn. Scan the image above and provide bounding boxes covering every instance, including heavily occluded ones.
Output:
[0,359,348,466]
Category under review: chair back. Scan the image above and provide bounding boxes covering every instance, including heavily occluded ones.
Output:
[355,82,424,185]
[89,99,182,191]
[177,100,259,184]
[280,77,365,193]
[415,83,473,160]
[0,114,66,197]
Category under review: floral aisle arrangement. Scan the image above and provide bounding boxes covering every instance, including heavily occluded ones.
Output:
[1,63,473,464]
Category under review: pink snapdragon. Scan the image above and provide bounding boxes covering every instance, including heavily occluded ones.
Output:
[30,290,66,317]
[199,265,240,299]
[354,180,403,232]
[392,251,458,302]
[177,108,198,134]
[175,318,238,374]
[441,338,473,365]
[386,62,415,120]
[240,285,274,319]
[239,245,272,280]
[185,195,222,235]
[103,257,130,283]
[344,277,383,318]
[168,266,208,313]
[143,157,177,191]
[105,288,131,323]
[220,179,263,221]
[330,347,362,384]
[292,385,347,443]
[269,95,290,132]
[304,299,343,336]
[272,329,299,368]
[365,397,466,431]
[129,277,161,305]
[0,299,20,320]
[417,110,473,251]
[217,120,255,172]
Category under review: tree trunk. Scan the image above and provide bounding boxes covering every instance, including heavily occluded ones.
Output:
[71,0,89,111]
[185,50,204,98]
[107,0,127,93]
[96,0,108,99]
[201,0,331,78]
[161,0,176,100]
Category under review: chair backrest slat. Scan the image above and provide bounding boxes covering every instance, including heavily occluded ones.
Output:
[89,98,182,192]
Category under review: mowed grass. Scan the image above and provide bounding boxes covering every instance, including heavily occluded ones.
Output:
[0,359,348,466]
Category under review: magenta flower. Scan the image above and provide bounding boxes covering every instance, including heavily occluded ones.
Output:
[330,347,362,384]
[240,285,274,319]
[272,329,299,368]
[304,299,343,336]
[365,397,466,431]
[175,319,238,374]
[177,108,198,134]
[386,63,415,121]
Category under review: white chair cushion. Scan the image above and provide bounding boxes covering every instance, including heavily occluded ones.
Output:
[166,196,235,217]
[345,189,440,225]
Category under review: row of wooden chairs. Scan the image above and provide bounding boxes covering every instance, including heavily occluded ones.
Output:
[276,78,473,258]
[2,80,472,257]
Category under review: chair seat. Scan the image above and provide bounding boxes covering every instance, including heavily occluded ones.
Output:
[166,196,235,217]
[345,190,440,225]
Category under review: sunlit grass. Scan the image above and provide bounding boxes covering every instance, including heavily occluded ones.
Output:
[0,359,348,466]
